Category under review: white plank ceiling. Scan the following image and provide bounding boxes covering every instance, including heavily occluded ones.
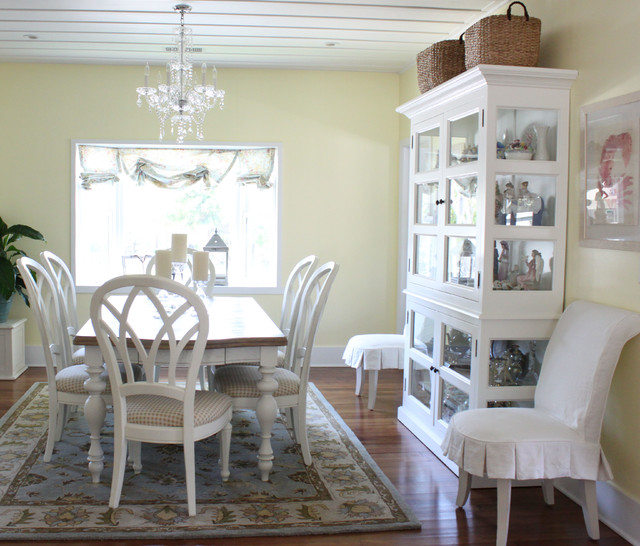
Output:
[0,0,508,72]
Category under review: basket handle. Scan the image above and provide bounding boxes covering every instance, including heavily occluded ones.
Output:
[507,1,530,21]
[459,33,464,44]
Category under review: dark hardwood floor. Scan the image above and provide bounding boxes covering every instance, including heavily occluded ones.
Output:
[0,367,630,545]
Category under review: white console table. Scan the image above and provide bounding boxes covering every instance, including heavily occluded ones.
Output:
[0,319,27,379]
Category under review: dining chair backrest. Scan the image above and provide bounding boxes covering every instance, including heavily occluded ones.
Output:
[534,300,640,443]
[280,255,318,337]
[285,261,339,386]
[40,251,79,334]
[146,248,216,297]
[90,274,209,409]
[17,257,68,379]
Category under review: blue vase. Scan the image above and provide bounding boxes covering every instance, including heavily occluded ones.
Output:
[0,294,13,323]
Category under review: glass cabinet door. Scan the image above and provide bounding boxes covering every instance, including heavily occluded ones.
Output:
[449,112,479,166]
[416,181,439,226]
[410,359,432,409]
[446,236,476,287]
[409,311,436,411]
[439,378,469,424]
[417,126,440,172]
[442,324,472,379]
[448,175,478,226]
[414,234,437,280]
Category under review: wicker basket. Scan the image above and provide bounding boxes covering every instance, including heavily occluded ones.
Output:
[416,36,465,93]
[464,1,541,70]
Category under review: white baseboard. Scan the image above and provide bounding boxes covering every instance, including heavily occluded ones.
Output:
[26,345,347,368]
[26,346,45,367]
[555,478,640,545]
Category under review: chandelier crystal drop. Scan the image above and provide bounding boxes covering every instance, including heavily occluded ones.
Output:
[136,4,225,143]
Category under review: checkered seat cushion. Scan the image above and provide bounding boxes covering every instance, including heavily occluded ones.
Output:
[213,365,300,398]
[126,391,233,427]
[72,347,86,366]
[55,364,111,395]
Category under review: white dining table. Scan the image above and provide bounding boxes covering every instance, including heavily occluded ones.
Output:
[74,295,287,484]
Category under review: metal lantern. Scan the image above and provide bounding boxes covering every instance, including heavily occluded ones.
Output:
[204,229,229,285]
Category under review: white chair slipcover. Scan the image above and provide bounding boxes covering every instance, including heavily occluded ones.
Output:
[441,300,640,545]
[342,333,404,410]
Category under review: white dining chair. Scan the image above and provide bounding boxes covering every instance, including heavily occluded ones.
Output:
[90,274,233,517]
[18,257,111,462]
[204,254,318,392]
[280,255,318,337]
[441,300,640,545]
[40,251,84,365]
[213,261,339,465]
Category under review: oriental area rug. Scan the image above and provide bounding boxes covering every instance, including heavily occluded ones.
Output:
[0,383,420,541]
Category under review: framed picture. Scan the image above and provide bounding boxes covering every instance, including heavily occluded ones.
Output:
[581,90,640,250]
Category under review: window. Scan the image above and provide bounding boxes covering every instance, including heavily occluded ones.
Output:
[73,142,280,291]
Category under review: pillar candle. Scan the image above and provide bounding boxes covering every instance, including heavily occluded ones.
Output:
[155,249,172,278]
[192,251,210,281]
[171,233,188,263]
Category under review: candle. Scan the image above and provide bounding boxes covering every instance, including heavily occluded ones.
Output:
[201,63,207,86]
[171,233,188,263]
[155,249,172,278]
[192,251,210,281]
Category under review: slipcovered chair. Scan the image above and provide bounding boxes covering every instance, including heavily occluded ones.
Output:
[213,261,338,465]
[441,300,640,545]
[18,257,110,462]
[342,333,404,410]
[90,274,233,517]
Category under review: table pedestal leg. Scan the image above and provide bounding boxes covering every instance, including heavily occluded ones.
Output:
[256,346,278,481]
[83,346,107,483]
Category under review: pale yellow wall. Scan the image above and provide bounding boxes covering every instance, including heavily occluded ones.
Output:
[0,64,400,348]
[395,0,640,504]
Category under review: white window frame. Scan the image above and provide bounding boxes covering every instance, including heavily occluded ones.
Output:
[71,140,282,295]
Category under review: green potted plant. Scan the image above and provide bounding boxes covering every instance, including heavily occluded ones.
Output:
[0,216,45,322]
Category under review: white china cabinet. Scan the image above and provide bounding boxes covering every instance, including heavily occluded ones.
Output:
[396,65,577,471]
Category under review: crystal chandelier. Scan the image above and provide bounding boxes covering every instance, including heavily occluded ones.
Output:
[136,4,225,143]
